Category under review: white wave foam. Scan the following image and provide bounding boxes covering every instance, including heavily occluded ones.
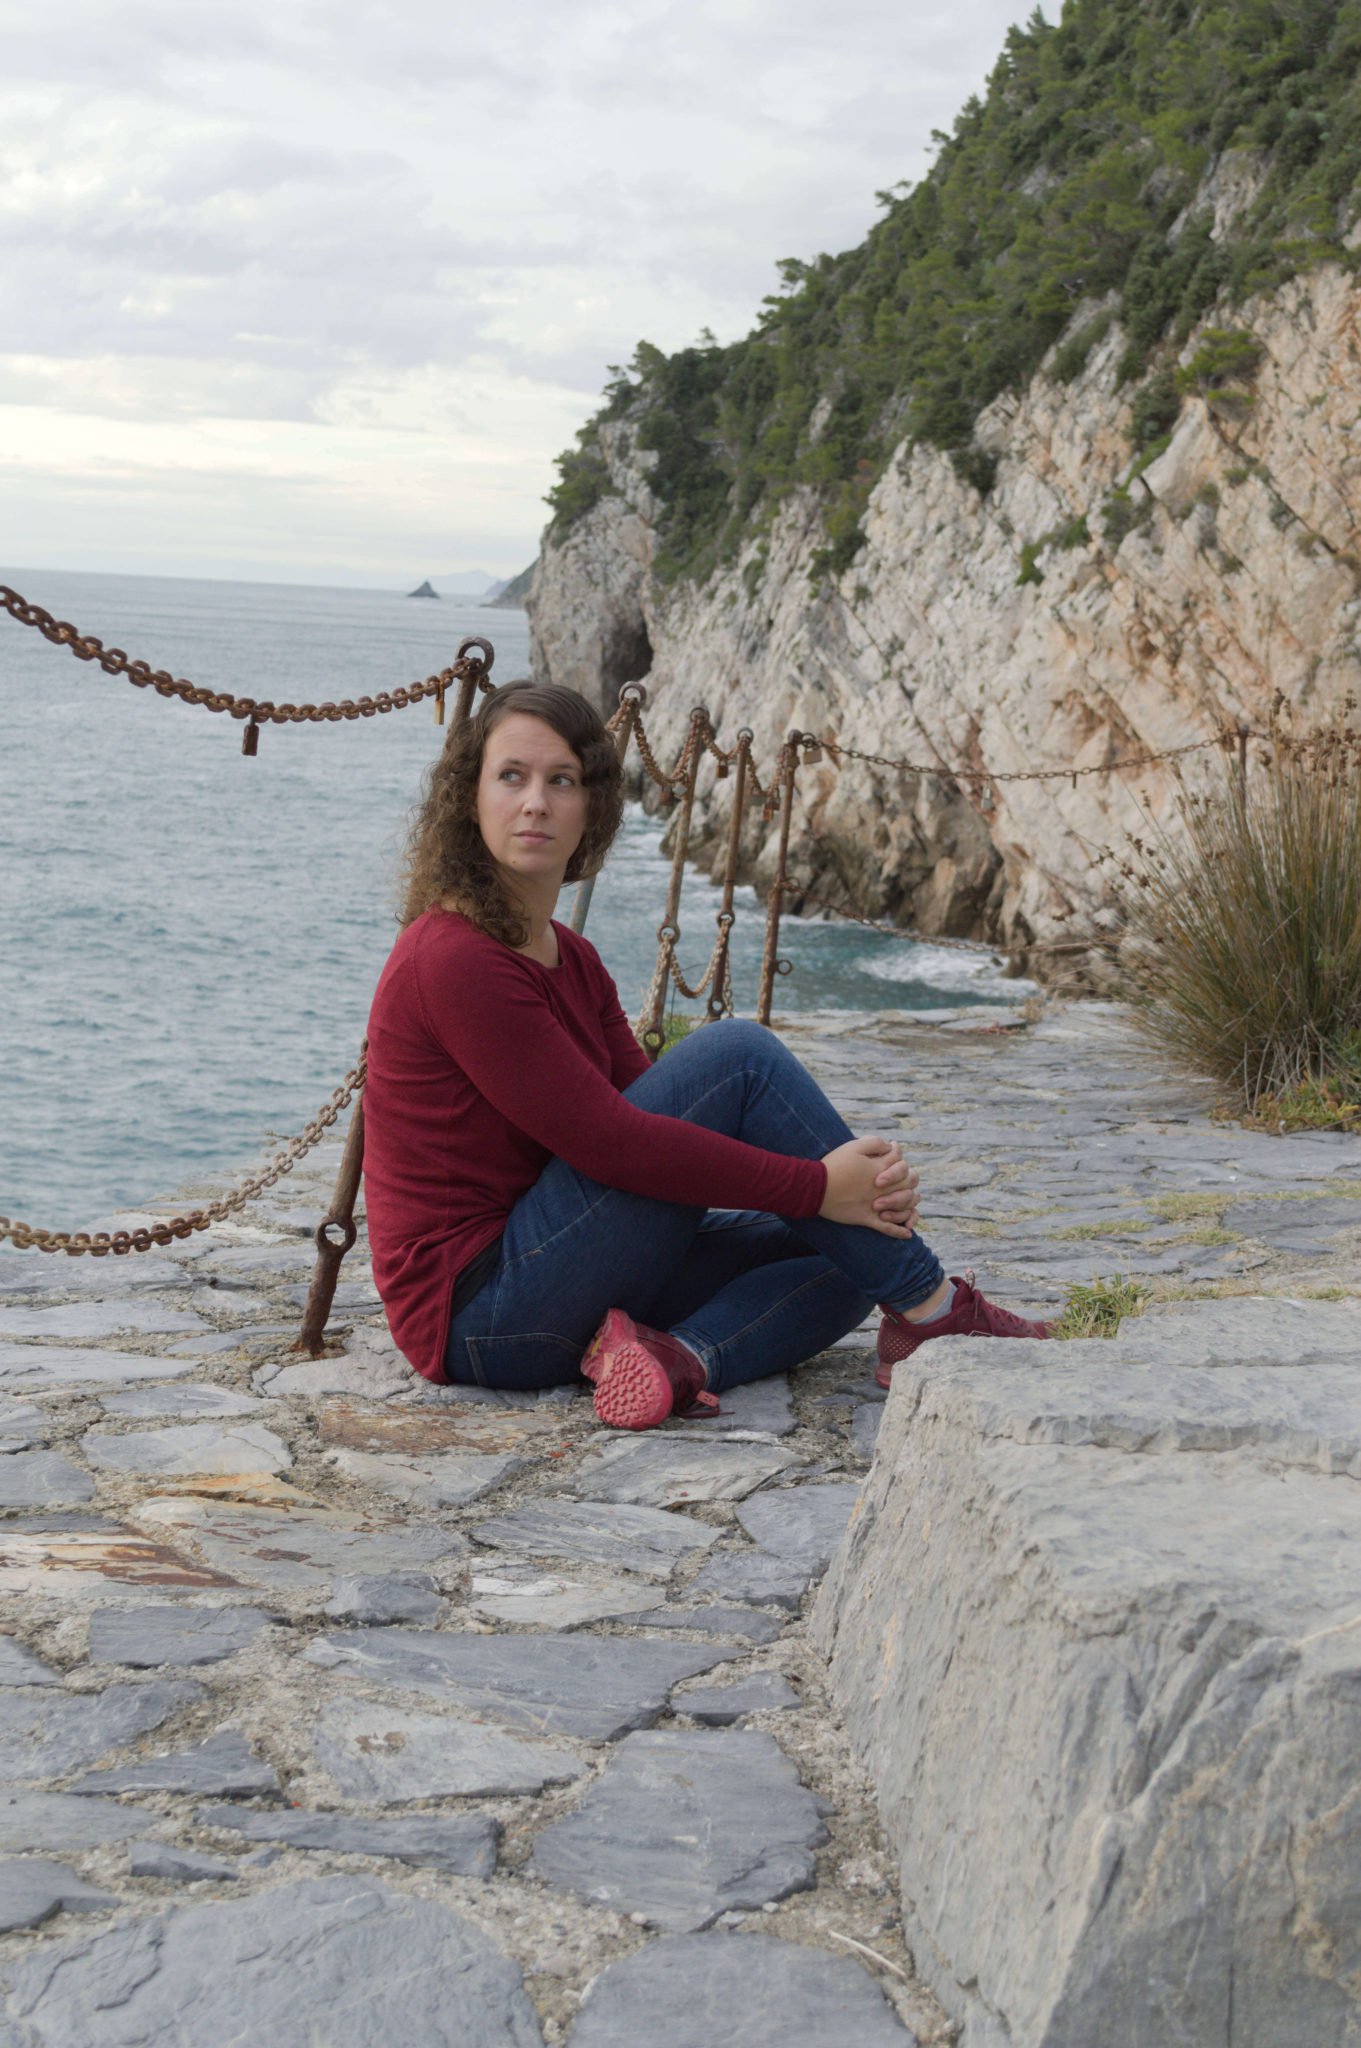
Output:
[856,944,1039,997]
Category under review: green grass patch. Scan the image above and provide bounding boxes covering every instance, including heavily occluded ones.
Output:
[1058,1216,1152,1238]
[1052,1274,1149,1340]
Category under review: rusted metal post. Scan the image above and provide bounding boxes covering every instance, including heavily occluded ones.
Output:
[1236,719,1250,805]
[706,729,751,1020]
[637,707,706,1056]
[569,684,644,935]
[295,1048,367,1357]
[757,734,799,1027]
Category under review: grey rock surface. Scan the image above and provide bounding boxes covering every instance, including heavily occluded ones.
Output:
[568,1435,796,1505]
[687,1549,813,1612]
[306,1629,737,1742]
[323,1572,441,1625]
[624,1605,785,1645]
[472,1498,719,1580]
[672,1672,800,1723]
[196,1804,499,1877]
[87,1604,272,1668]
[83,1421,292,1476]
[0,1642,61,1688]
[569,1932,917,2046]
[325,1444,521,1507]
[137,1498,465,1590]
[0,1876,545,2044]
[0,1680,201,1780]
[313,1701,581,1801]
[735,1483,860,1573]
[0,1300,206,1340]
[467,1565,657,1630]
[0,1792,156,1853]
[97,1383,266,1419]
[0,1455,93,1510]
[532,1728,827,1931]
[73,1729,280,1799]
[0,1859,115,1934]
[127,1842,242,1881]
[815,1313,1361,2048]
[0,1346,193,1394]
[0,1405,46,1450]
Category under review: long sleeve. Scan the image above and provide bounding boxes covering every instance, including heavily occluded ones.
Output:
[412,930,825,1218]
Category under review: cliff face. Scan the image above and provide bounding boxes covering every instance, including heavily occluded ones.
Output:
[529,258,1361,977]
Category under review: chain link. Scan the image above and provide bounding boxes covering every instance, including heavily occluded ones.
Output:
[0,586,493,744]
[821,731,1236,783]
[0,1060,365,1257]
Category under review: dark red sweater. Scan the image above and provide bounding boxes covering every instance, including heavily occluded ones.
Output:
[362,909,828,1381]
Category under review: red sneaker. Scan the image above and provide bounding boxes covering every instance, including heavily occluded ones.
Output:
[876,1272,1050,1389]
[581,1307,719,1430]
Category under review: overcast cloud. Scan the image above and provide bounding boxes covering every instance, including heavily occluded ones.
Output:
[0,0,1031,585]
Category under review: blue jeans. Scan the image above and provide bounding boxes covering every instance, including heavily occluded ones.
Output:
[443,1018,945,1394]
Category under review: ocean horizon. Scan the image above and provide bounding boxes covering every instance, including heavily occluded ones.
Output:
[2,564,1026,1229]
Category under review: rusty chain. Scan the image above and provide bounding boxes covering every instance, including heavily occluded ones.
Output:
[0,586,493,754]
[0,1060,366,1257]
[821,730,1239,784]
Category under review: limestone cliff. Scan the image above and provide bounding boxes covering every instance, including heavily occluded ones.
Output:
[529,258,1361,980]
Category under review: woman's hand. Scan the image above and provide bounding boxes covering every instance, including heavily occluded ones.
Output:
[819,1136,920,1239]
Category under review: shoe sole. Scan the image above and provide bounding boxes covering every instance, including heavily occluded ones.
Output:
[581,1310,673,1431]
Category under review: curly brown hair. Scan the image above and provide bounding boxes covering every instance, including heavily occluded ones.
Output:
[398,681,625,945]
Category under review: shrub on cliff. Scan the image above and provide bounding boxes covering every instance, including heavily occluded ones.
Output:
[551,0,1361,585]
[1118,708,1361,1129]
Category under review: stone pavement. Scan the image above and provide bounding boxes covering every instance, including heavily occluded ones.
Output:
[0,1004,1357,2045]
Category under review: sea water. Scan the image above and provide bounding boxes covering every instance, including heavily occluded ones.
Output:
[1,567,1024,1227]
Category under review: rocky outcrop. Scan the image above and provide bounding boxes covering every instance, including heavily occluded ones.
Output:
[528,258,1361,976]
[813,1297,1361,2048]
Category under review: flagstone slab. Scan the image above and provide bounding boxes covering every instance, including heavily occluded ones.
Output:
[0,1347,195,1395]
[196,1804,499,1878]
[697,1377,797,1438]
[0,1876,545,2045]
[0,1679,201,1780]
[98,1384,266,1421]
[0,1857,117,1934]
[673,1673,801,1724]
[623,1605,785,1645]
[83,1421,292,1478]
[0,1258,190,1297]
[0,1300,208,1340]
[0,1640,62,1687]
[252,1353,412,1400]
[0,1403,47,1450]
[306,1628,738,1742]
[568,1932,918,2046]
[317,1396,573,1457]
[472,1499,719,1582]
[0,1791,157,1853]
[73,1729,280,1800]
[1221,1196,1361,1251]
[569,1436,796,1507]
[532,1728,827,1930]
[852,1404,884,1460]
[325,1444,521,1509]
[87,1604,273,1668]
[0,1516,239,1602]
[735,1483,861,1574]
[467,1566,657,1631]
[324,1572,441,1625]
[687,1549,815,1613]
[135,1498,466,1592]
[0,1453,93,1509]
[168,1325,297,1357]
[312,1700,582,1802]
[127,1842,243,1882]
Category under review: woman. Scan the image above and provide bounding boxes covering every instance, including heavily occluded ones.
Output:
[363,681,1047,1427]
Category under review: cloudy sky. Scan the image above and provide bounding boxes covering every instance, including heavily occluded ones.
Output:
[1,0,1031,588]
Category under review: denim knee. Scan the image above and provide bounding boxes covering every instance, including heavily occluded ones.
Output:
[685,1017,786,1072]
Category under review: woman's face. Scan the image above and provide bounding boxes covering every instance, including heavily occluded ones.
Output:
[476,711,588,891]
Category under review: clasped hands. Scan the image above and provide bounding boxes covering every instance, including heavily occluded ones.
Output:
[818,1135,921,1240]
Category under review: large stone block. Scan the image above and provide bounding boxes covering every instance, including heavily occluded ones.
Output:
[813,1317,1361,2047]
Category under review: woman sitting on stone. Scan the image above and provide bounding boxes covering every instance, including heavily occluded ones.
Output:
[362,680,1047,1426]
